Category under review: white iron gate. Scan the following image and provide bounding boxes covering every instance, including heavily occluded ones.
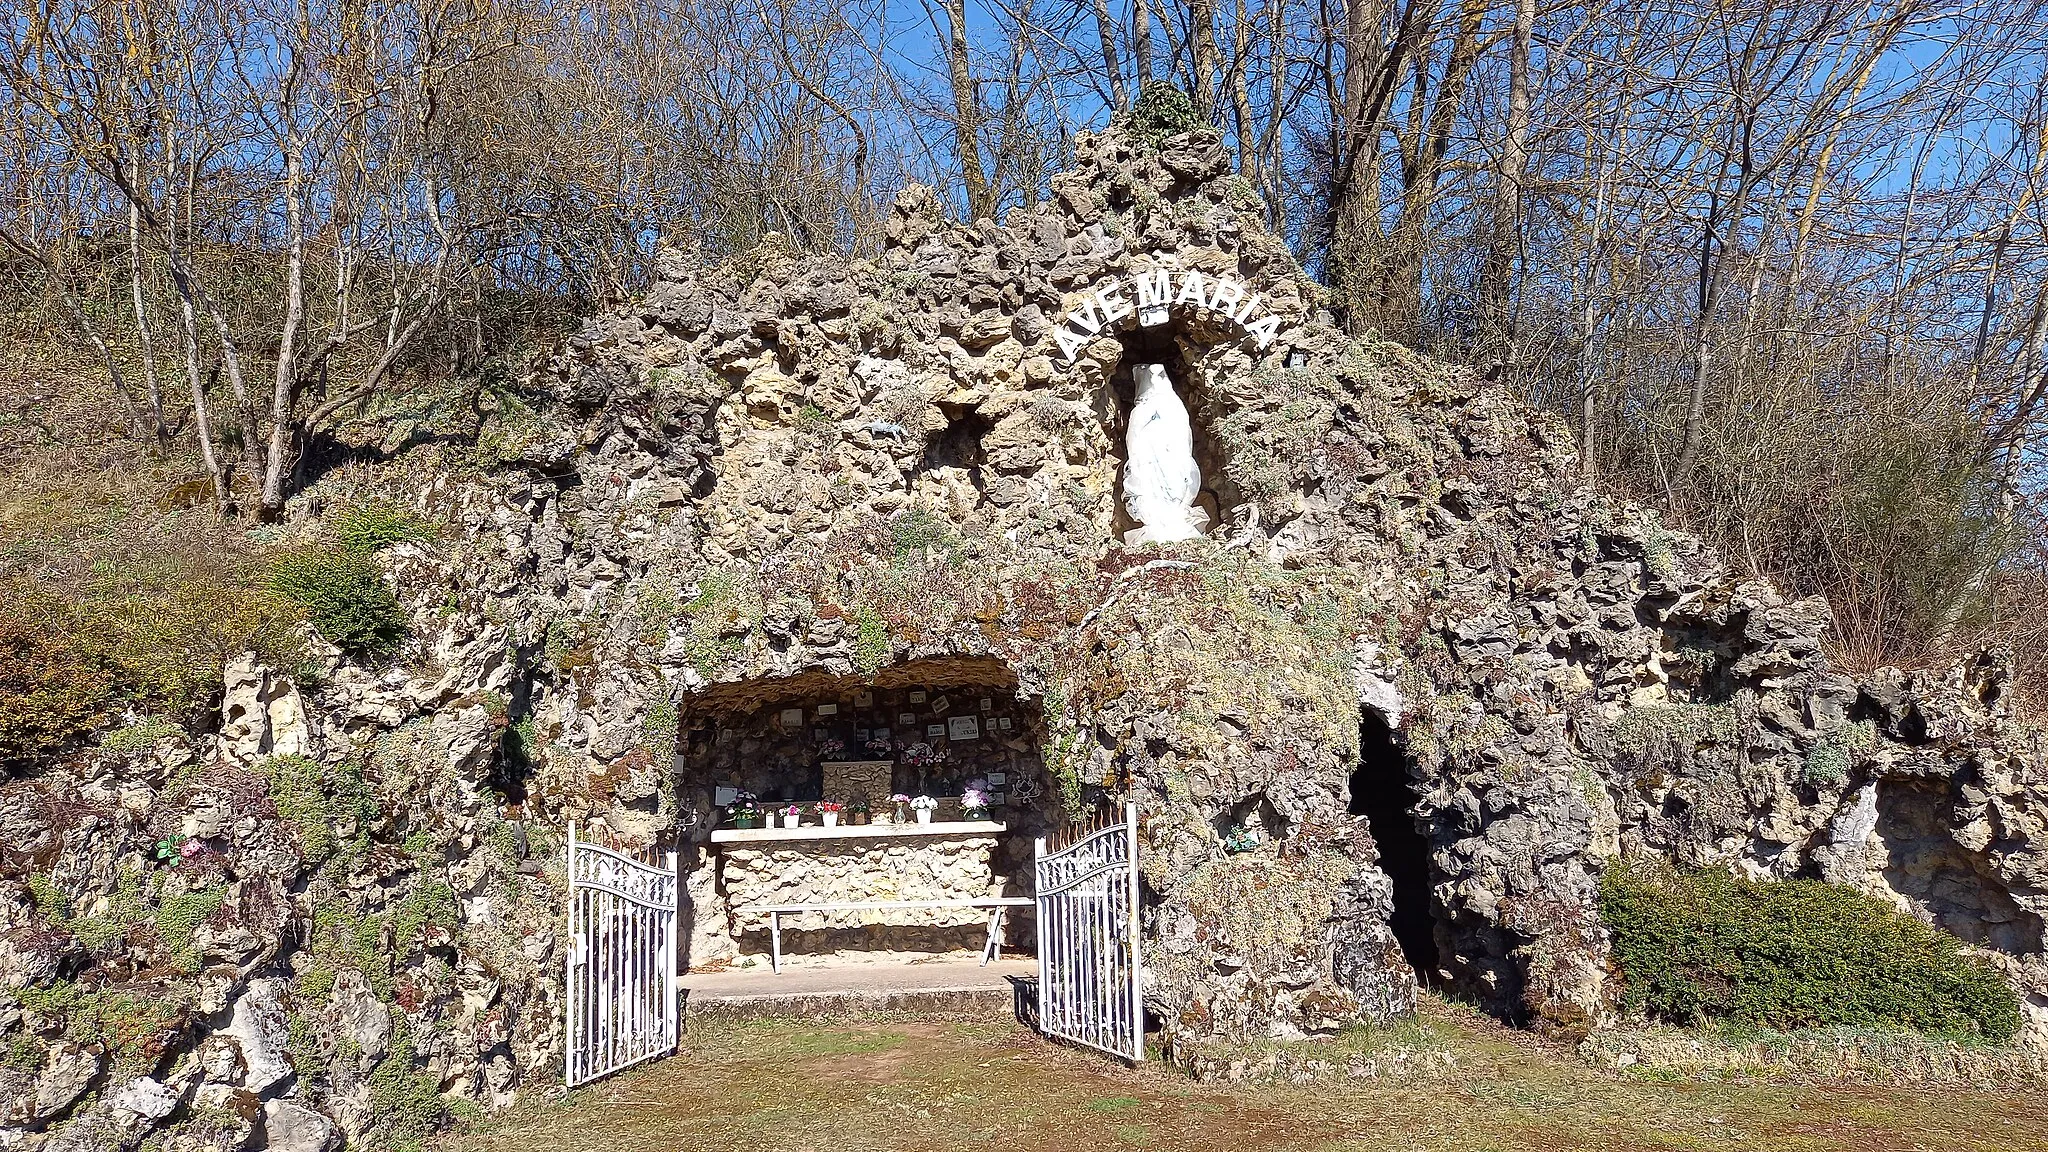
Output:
[565,823,679,1088]
[1034,801,1144,1063]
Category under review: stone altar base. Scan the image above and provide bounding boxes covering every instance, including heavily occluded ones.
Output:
[715,833,1015,958]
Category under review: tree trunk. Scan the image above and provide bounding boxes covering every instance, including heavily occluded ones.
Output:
[1377,0,1488,339]
[1190,0,1219,114]
[1324,0,1412,335]
[1132,0,1154,89]
[935,0,994,219]
[1477,0,1534,366]
[260,127,308,516]
[126,195,167,440]
[1089,0,1126,108]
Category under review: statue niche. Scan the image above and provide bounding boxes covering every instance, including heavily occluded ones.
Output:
[1121,362,1207,543]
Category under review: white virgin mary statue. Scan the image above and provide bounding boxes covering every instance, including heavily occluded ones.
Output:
[1122,363,1205,543]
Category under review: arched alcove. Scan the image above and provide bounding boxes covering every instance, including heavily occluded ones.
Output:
[673,657,1060,970]
[1096,322,1260,543]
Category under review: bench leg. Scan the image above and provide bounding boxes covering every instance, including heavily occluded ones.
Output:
[770,911,782,974]
[982,907,1004,966]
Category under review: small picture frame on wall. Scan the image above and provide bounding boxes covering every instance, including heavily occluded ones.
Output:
[980,697,993,711]
[908,690,928,703]
[873,726,890,741]
[987,772,1007,786]
[997,717,1013,731]
[898,712,918,726]
[947,715,981,741]
[812,727,826,739]
[779,708,804,728]
[926,723,946,738]
[816,703,839,717]
[931,695,952,714]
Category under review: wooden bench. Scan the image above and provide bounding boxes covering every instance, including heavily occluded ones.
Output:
[748,898,1033,973]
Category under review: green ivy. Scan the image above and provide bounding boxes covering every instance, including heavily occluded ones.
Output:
[1600,862,2021,1041]
[1125,80,1203,142]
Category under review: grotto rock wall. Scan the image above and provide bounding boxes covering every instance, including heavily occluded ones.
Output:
[7,110,2048,1151]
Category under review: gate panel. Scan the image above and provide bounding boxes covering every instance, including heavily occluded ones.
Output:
[1034,801,1142,1063]
[566,823,679,1088]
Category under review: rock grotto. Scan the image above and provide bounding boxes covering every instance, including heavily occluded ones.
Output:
[4,112,2046,1149]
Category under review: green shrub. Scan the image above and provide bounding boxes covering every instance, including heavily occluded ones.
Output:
[852,606,889,675]
[25,873,71,919]
[156,885,227,969]
[1600,862,2021,1041]
[271,546,407,657]
[0,616,117,765]
[99,716,184,758]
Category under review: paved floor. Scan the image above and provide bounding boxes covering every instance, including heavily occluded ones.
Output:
[682,956,1035,1002]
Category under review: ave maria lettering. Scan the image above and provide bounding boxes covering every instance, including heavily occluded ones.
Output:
[1053,268,1286,361]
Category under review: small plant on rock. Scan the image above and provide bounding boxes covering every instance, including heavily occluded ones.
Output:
[330,501,434,555]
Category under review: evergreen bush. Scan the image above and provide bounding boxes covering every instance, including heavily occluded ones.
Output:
[270,546,408,657]
[1600,862,2021,1041]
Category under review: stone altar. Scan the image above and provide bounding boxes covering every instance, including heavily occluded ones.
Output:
[712,823,1011,951]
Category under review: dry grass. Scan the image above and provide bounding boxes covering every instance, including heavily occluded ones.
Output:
[0,345,298,763]
[445,998,2048,1152]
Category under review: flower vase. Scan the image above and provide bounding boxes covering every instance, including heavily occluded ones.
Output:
[782,813,801,829]
[916,809,933,825]
[823,813,839,828]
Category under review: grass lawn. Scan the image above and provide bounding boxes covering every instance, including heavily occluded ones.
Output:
[444,998,2048,1152]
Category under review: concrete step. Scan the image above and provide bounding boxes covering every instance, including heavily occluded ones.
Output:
[681,957,1035,1023]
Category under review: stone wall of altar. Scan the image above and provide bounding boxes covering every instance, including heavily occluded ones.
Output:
[680,681,1053,811]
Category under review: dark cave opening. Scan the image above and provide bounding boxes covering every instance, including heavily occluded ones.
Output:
[1350,708,1441,982]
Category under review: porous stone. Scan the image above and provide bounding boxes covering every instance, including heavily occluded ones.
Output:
[262,1099,344,1152]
